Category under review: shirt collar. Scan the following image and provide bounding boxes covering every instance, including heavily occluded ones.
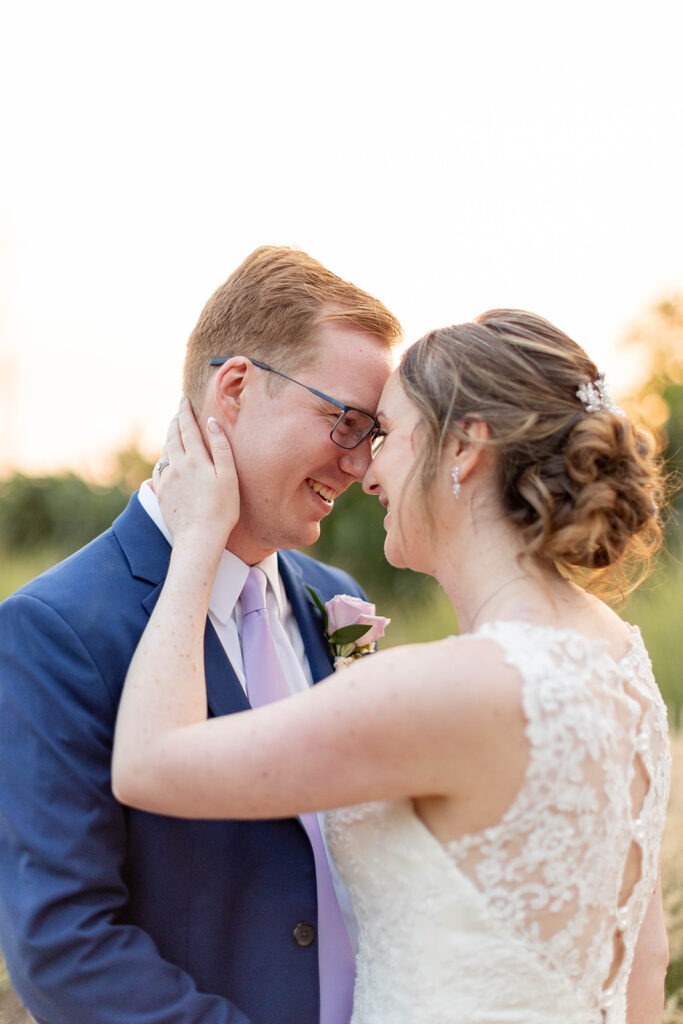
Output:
[137,482,284,623]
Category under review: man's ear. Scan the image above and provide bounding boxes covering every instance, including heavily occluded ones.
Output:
[453,420,490,483]
[213,357,252,426]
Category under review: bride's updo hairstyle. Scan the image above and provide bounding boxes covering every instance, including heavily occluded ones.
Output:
[399,309,665,596]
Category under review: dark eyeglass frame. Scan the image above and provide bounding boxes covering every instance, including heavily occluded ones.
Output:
[209,357,380,451]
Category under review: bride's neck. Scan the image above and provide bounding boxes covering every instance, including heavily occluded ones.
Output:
[435,516,557,634]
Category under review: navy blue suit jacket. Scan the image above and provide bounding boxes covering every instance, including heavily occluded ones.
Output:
[0,495,366,1024]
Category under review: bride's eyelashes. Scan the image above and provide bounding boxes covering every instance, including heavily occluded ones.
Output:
[371,428,387,458]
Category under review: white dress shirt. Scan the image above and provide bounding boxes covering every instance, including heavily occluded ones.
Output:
[136,482,358,951]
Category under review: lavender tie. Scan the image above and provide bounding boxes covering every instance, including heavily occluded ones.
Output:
[240,567,355,1024]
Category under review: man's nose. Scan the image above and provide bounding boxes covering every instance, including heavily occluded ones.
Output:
[338,439,373,481]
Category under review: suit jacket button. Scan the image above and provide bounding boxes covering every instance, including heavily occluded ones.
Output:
[293,922,316,946]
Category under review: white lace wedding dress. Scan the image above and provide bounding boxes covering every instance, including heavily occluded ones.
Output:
[326,621,671,1024]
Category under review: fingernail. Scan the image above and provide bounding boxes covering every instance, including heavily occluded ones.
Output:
[179,395,187,407]
[207,416,221,434]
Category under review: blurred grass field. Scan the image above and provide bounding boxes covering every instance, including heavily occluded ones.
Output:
[0,547,682,1019]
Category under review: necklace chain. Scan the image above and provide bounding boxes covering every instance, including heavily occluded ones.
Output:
[468,573,531,631]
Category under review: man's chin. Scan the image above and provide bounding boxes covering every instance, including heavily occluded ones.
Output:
[288,522,322,550]
[255,519,323,553]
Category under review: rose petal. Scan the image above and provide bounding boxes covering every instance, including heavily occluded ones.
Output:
[353,614,390,644]
[325,594,376,634]
[325,594,390,646]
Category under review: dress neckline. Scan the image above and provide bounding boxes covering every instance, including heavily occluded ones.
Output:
[464,618,642,670]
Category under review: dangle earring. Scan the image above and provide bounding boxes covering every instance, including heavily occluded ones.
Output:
[451,465,461,499]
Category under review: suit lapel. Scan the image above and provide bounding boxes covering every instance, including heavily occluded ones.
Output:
[278,551,335,683]
[203,619,251,716]
[115,494,248,718]
[113,495,171,588]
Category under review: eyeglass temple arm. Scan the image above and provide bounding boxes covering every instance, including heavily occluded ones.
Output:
[210,357,349,412]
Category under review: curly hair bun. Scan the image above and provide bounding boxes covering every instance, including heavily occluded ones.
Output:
[522,414,663,591]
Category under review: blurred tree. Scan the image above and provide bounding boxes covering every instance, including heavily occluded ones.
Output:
[621,293,683,527]
[0,473,122,551]
[0,448,154,556]
[111,442,156,494]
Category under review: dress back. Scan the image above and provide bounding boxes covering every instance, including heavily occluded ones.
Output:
[327,621,671,1024]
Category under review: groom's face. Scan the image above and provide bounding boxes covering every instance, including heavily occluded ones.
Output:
[225,321,394,564]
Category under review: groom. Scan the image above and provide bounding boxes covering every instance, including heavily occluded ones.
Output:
[0,247,401,1024]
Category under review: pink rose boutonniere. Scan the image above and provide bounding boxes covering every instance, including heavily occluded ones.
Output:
[306,588,391,670]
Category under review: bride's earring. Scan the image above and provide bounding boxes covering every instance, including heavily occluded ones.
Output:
[451,465,461,499]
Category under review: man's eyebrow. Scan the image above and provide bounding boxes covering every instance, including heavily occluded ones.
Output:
[316,390,375,417]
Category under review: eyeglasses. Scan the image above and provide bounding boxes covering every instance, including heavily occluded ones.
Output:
[209,357,380,450]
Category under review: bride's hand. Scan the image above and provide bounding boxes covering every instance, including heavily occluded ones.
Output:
[153,397,240,552]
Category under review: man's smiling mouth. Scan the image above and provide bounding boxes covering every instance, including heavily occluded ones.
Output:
[307,479,337,504]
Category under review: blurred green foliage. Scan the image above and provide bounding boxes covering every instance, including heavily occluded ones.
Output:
[0,446,154,559]
[623,547,683,730]
[624,293,683,524]
[661,378,683,521]
[0,473,128,553]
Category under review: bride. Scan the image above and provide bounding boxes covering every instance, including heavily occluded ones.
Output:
[113,309,670,1023]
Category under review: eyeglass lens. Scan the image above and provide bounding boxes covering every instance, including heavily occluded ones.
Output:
[370,432,385,458]
[331,409,376,449]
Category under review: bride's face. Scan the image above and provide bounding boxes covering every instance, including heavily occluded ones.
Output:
[363,373,436,573]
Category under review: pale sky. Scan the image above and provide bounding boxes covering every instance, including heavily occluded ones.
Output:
[1,0,682,478]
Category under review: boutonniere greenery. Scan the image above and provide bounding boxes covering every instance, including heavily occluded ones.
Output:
[306,587,391,670]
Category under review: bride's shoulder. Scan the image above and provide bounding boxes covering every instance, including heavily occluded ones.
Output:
[382,619,605,715]
[375,629,519,678]
[372,630,527,722]
[419,621,538,674]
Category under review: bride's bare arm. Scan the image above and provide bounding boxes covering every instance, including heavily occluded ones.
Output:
[113,629,521,819]
[626,870,669,1024]
[112,404,525,819]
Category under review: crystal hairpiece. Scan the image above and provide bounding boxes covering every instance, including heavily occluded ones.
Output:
[576,373,625,417]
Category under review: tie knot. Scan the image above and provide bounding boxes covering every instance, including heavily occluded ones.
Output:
[241,566,268,617]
